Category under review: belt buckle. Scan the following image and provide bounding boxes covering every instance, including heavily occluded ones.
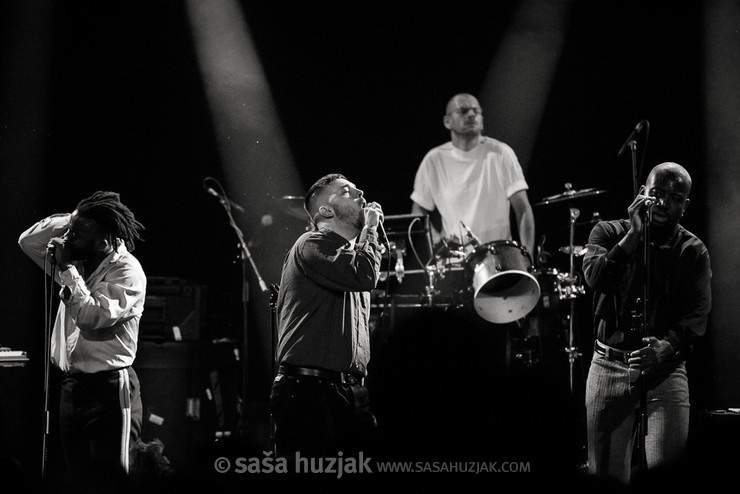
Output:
[606,345,629,364]
[341,373,363,385]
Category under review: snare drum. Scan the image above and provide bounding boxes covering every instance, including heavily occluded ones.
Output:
[464,240,540,324]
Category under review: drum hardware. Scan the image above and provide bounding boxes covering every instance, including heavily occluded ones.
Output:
[511,334,542,368]
[460,220,482,248]
[389,240,406,283]
[563,206,586,395]
[558,245,587,257]
[557,275,586,300]
[559,211,602,231]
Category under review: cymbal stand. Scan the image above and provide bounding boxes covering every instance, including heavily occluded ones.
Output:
[423,263,441,306]
[563,207,585,395]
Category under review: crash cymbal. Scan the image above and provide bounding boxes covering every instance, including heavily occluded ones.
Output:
[534,183,607,207]
[280,195,308,220]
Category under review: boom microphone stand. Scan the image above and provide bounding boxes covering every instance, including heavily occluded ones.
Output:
[619,119,651,475]
[204,178,269,438]
[635,204,652,474]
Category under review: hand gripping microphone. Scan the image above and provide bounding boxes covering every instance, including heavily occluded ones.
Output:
[366,202,389,250]
[46,242,57,264]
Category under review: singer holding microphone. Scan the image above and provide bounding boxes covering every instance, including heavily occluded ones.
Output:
[270,173,384,463]
[582,162,711,484]
[17,191,146,488]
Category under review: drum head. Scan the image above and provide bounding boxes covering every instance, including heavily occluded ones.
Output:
[472,270,540,324]
[466,241,540,324]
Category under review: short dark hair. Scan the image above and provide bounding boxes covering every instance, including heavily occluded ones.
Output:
[76,191,145,251]
[304,173,346,228]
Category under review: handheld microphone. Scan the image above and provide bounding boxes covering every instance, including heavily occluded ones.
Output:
[365,201,389,249]
[641,197,656,219]
[377,219,391,251]
[46,242,58,264]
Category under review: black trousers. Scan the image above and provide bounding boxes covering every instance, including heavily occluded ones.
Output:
[269,373,377,461]
[59,367,142,479]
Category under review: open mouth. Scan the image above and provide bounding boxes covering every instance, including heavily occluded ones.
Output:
[651,210,668,223]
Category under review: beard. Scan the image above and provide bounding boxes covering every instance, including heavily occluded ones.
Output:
[334,202,364,229]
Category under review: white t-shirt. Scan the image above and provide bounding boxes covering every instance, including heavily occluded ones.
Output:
[410,136,528,246]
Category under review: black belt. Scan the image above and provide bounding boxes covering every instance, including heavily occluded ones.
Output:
[278,365,364,385]
[594,340,631,364]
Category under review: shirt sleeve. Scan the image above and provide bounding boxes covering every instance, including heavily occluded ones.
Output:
[18,214,72,282]
[498,142,528,198]
[298,231,382,293]
[664,241,712,350]
[60,260,146,332]
[410,153,436,212]
[582,221,628,292]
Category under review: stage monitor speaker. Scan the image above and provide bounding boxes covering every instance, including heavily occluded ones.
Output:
[140,277,206,342]
[134,340,242,473]
[696,409,740,466]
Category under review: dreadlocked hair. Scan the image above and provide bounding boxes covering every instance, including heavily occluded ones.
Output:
[76,191,145,251]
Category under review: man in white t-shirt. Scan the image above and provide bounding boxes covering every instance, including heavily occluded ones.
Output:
[411,93,535,257]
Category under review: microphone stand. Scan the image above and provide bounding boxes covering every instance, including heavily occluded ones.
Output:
[636,206,652,474]
[627,125,650,474]
[268,283,279,454]
[210,185,269,439]
[629,141,639,196]
[41,254,56,481]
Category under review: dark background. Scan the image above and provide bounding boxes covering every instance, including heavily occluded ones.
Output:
[1,0,738,489]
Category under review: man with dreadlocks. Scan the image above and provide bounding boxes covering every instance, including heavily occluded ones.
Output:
[18,190,146,484]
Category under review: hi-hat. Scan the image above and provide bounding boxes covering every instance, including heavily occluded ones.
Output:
[534,183,607,207]
[559,245,587,256]
[280,195,308,220]
[559,212,603,231]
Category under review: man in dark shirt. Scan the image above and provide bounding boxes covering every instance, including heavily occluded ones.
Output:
[582,162,711,484]
[270,173,384,462]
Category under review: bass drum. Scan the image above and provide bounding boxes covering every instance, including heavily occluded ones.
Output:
[464,240,540,324]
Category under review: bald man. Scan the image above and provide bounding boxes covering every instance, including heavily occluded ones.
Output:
[582,162,712,483]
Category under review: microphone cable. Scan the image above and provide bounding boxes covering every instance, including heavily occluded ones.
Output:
[41,248,57,477]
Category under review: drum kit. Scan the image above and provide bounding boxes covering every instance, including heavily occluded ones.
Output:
[279,184,606,389]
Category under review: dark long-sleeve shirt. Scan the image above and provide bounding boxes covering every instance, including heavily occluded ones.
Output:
[275,226,382,376]
[582,219,711,356]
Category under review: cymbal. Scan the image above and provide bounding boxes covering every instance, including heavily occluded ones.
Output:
[559,213,602,231]
[534,184,607,207]
[280,195,308,220]
[559,245,587,256]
